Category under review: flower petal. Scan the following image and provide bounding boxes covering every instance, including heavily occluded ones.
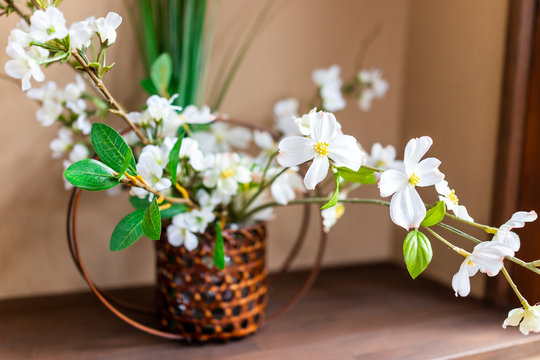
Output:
[310,111,337,142]
[304,156,329,190]
[378,169,409,197]
[404,136,433,174]
[414,157,444,187]
[277,136,316,167]
[389,185,426,230]
[328,134,365,171]
[503,308,525,329]
[452,261,472,297]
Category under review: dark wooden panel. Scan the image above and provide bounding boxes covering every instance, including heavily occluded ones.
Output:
[1,264,538,360]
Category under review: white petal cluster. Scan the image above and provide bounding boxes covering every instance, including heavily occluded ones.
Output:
[277,110,364,190]
[357,69,388,111]
[202,153,252,197]
[5,42,45,91]
[492,211,537,252]
[378,136,444,230]
[181,105,216,125]
[132,144,172,199]
[322,203,346,233]
[435,180,473,222]
[366,143,402,171]
[312,65,346,112]
[452,242,514,297]
[274,98,300,136]
[503,306,540,335]
[29,7,68,43]
[91,12,122,46]
[193,122,252,153]
[269,167,304,205]
[69,17,95,50]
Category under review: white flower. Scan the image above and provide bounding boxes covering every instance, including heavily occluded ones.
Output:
[50,128,73,158]
[193,122,252,153]
[492,211,537,252]
[452,241,514,297]
[312,65,342,87]
[145,95,182,137]
[254,130,277,166]
[187,208,216,234]
[179,137,205,171]
[320,82,346,112]
[8,28,32,48]
[4,43,45,90]
[132,152,172,199]
[29,7,68,43]
[378,136,444,230]
[126,111,153,127]
[274,98,300,136]
[357,69,388,111]
[435,180,473,222]
[69,17,95,50]
[269,167,304,205]
[196,189,223,210]
[366,143,401,171]
[203,153,252,196]
[167,214,199,250]
[293,108,342,137]
[92,12,122,45]
[277,110,365,190]
[62,75,86,102]
[140,144,169,169]
[26,81,58,102]
[181,105,215,124]
[503,306,540,335]
[322,203,346,233]
[69,144,90,163]
[36,98,63,126]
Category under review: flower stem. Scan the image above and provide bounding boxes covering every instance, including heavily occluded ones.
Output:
[422,226,462,253]
[444,213,498,234]
[361,164,383,173]
[70,50,150,145]
[502,266,530,310]
[436,222,482,244]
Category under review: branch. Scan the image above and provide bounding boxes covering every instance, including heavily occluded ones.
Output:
[70,50,149,145]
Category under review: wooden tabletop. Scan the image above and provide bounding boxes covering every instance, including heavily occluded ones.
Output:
[1,263,539,360]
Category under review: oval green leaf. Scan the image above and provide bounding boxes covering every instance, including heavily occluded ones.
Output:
[321,172,340,210]
[64,159,119,191]
[337,166,377,184]
[91,123,137,175]
[151,53,172,97]
[403,230,433,279]
[110,209,145,251]
[160,203,188,219]
[421,201,446,227]
[142,198,162,240]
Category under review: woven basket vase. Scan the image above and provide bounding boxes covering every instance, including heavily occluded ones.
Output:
[155,222,268,342]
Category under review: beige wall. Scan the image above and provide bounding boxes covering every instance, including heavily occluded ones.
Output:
[0,0,509,299]
[395,0,509,297]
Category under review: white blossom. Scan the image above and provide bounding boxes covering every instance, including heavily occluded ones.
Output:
[179,137,205,171]
[29,7,68,43]
[452,241,514,297]
[92,12,122,45]
[378,136,444,230]
[50,128,73,158]
[69,143,90,163]
[4,43,45,90]
[503,306,540,335]
[357,69,388,111]
[435,180,473,222]
[277,110,364,190]
[322,203,345,233]
[8,28,31,48]
[492,211,537,252]
[366,143,401,171]
[203,153,252,196]
[269,167,304,205]
[62,75,86,102]
[274,98,300,136]
[26,81,58,102]
[312,65,342,88]
[312,65,346,112]
[36,98,63,126]
[181,105,215,124]
[193,122,252,153]
[132,152,172,199]
[167,214,199,250]
[293,108,342,137]
[69,17,95,50]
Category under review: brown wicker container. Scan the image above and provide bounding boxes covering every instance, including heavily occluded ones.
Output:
[155,222,268,342]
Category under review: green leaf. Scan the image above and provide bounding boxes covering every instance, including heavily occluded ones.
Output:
[321,172,340,210]
[160,203,188,219]
[151,53,172,97]
[169,129,186,186]
[142,198,162,240]
[140,78,158,95]
[91,123,137,176]
[403,230,433,279]
[337,166,377,184]
[421,201,446,227]
[64,159,119,191]
[213,223,225,270]
[110,209,145,251]
[130,196,151,210]
[118,147,134,179]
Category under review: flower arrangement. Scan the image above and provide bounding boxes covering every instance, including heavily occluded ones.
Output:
[3,0,540,337]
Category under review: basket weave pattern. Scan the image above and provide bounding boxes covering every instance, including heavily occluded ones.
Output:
[155,222,268,341]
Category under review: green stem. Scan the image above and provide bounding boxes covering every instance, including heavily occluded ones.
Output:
[361,165,383,173]
[436,222,482,244]
[422,226,460,252]
[502,266,530,310]
[240,166,288,219]
[243,197,389,220]
[445,213,498,234]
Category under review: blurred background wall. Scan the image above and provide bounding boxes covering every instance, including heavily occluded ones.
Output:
[0,0,507,299]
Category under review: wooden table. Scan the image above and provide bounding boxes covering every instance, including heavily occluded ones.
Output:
[1,263,539,359]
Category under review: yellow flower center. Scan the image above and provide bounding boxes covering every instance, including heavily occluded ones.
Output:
[409,173,420,187]
[449,189,459,205]
[467,259,475,267]
[313,141,330,157]
[376,160,387,168]
[335,204,345,219]
[220,169,234,178]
